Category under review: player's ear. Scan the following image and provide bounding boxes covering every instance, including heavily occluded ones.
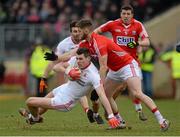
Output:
[87,56,91,61]
[84,28,89,34]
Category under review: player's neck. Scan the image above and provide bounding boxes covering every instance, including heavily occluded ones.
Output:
[80,62,91,70]
[71,37,80,44]
[86,32,92,42]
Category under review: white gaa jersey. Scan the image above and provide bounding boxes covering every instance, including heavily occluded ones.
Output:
[56,36,79,55]
[53,56,101,101]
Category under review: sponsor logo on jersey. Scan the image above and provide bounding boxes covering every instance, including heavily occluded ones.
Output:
[116,36,135,45]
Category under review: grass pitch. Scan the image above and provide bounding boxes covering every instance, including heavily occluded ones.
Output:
[0,93,179,136]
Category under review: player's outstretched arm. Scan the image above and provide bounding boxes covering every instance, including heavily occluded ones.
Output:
[44,48,78,62]
[94,27,103,34]
[99,55,108,82]
[53,62,69,73]
[57,48,78,62]
[138,37,150,47]
[96,85,113,115]
[40,61,59,93]
[95,85,120,128]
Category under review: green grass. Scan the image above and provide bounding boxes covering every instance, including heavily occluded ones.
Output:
[0,94,179,136]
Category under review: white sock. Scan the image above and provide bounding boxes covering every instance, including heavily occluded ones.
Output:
[93,113,99,118]
[154,110,164,124]
[114,113,123,121]
[28,113,39,121]
[134,104,142,111]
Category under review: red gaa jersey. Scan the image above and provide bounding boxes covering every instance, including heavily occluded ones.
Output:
[99,18,149,63]
[79,33,133,71]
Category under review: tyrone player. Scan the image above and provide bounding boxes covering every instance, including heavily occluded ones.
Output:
[40,21,104,124]
[19,47,119,129]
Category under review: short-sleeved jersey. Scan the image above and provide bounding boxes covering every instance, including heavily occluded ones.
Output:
[58,56,101,100]
[56,36,79,55]
[79,33,133,71]
[99,18,149,62]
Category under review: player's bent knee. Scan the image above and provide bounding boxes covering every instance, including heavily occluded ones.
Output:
[90,90,99,101]
[26,97,33,105]
[133,92,143,99]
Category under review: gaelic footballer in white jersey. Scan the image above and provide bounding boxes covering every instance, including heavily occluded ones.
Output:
[51,56,101,111]
[56,36,79,55]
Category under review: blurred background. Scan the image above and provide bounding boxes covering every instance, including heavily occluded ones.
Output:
[0,0,180,99]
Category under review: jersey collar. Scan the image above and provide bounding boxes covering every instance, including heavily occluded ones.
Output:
[71,36,79,44]
[119,18,135,28]
[80,62,91,70]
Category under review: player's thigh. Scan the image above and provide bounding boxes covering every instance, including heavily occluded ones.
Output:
[51,86,76,111]
[26,97,53,109]
[126,77,143,96]
[104,78,120,97]
[44,91,54,98]
[113,82,127,99]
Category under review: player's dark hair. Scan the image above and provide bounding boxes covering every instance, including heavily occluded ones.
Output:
[76,19,93,29]
[120,4,134,14]
[70,21,78,32]
[76,47,90,58]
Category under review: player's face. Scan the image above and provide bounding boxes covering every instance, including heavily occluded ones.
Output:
[78,28,88,40]
[76,54,90,69]
[71,27,81,42]
[120,9,133,24]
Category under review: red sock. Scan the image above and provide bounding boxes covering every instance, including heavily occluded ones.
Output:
[133,98,141,104]
[151,107,158,113]
[113,112,119,115]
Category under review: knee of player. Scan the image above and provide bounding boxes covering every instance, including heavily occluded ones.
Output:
[132,91,143,98]
[90,90,99,101]
[26,97,34,106]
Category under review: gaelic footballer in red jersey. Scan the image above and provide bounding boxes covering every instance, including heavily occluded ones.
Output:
[94,4,150,64]
[76,19,170,131]
[94,4,150,121]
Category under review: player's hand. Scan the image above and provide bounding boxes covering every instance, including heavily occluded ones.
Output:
[176,45,180,52]
[127,41,139,48]
[67,68,81,80]
[39,78,48,93]
[108,117,120,128]
[44,51,58,61]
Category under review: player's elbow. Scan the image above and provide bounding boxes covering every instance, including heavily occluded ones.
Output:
[144,38,150,46]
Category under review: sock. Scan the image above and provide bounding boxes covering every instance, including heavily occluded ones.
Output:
[114,112,123,121]
[84,108,89,113]
[152,108,164,124]
[28,113,39,121]
[93,113,99,118]
[133,99,142,111]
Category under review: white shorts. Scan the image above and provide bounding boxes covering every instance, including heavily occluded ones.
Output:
[107,59,142,82]
[51,86,76,112]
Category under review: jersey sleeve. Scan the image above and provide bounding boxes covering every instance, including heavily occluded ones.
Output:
[99,21,113,32]
[95,36,108,57]
[55,42,64,55]
[90,72,101,89]
[138,22,149,40]
[67,56,77,68]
